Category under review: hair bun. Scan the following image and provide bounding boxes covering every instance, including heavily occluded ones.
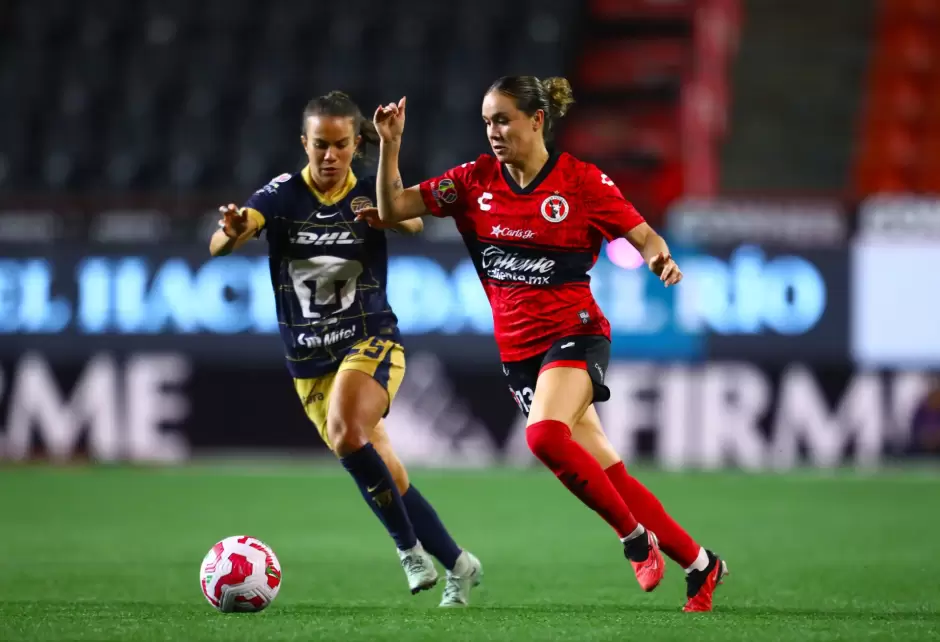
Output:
[541,77,575,118]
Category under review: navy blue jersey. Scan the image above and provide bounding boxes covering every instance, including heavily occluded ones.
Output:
[242,167,401,378]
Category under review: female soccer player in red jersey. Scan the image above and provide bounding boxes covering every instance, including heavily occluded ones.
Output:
[209,91,481,606]
[362,77,727,612]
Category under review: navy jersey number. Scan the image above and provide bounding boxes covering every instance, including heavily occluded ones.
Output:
[288,256,364,320]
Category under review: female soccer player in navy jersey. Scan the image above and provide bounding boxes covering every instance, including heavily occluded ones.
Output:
[208,91,481,607]
[364,77,726,612]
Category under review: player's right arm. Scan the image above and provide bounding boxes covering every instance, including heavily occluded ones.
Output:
[373,97,429,224]
[582,164,682,287]
[209,204,264,256]
[371,96,473,226]
[209,174,286,256]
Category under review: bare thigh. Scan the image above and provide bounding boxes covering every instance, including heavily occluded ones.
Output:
[326,369,390,457]
[527,366,595,428]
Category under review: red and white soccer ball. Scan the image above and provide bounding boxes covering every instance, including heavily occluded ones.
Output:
[199,536,282,613]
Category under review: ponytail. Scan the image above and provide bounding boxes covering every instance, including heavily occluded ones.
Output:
[541,76,575,121]
[358,119,381,153]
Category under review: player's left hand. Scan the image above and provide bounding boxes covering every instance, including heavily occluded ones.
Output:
[649,252,683,287]
[354,207,396,230]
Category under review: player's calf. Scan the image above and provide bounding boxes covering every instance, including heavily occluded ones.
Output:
[526,419,641,539]
[336,417,421,570]
[401,485,463,571]
[369,420,411,495]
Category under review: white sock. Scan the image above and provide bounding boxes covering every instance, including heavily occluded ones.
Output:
[619,524,646,544]
[685,547,709,573]
[398,542,423,557]
[450,550,468,573]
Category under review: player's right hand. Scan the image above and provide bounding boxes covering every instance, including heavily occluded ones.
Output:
[218,203,249,239]
[354,207,395,230]
[373,97,407,143]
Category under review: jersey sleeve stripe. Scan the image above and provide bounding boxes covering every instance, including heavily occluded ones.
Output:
[242,207,266,232]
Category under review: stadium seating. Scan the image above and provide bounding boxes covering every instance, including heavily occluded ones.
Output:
[0,0,746,219]
[0,0,581,194]
[855,0,940,194]
[560,0,739,216]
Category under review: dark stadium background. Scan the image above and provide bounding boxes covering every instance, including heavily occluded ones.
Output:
[1,1,939,640]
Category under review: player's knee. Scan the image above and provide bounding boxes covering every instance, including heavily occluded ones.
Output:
[525,419,570,458]
[327,416,368,457]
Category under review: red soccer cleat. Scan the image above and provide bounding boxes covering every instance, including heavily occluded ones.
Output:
[623,531,665,592]
[683,550,728,612]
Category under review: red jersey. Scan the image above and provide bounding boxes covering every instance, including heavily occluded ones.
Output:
[419,152,646,362]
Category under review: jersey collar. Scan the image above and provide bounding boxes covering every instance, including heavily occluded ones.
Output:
[500,151,561,195]
[302,166,358,205]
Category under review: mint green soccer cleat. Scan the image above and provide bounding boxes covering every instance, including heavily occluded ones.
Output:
[398,542,439,595]
[439,550,483,607]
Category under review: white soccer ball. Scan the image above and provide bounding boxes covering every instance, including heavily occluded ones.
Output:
[199,535,282,613]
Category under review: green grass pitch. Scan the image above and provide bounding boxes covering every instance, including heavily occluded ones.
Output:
[1,465,939,641]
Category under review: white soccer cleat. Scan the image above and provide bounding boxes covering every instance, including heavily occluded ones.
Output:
[398,542,439,595]
[439,550,483,607]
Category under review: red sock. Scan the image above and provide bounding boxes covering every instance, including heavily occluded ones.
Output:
[605,461,700,567]
[527,420,639,538]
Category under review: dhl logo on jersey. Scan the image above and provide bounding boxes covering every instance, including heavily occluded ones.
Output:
[290,231,364,246]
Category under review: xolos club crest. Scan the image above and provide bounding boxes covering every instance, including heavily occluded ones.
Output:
[541,194,569,223]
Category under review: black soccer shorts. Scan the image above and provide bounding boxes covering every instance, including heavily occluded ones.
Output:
[501,334,612,417]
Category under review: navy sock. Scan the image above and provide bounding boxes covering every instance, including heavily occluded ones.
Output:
[340,444,417,551]
[402,485,462,570]
[350,473,389,529]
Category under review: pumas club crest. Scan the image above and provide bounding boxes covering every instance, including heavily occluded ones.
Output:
[350,196,374,213]
[541,194,569,223]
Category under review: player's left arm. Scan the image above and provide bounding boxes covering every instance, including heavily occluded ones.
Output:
[624,223,682,287]
[585,167,682,287]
